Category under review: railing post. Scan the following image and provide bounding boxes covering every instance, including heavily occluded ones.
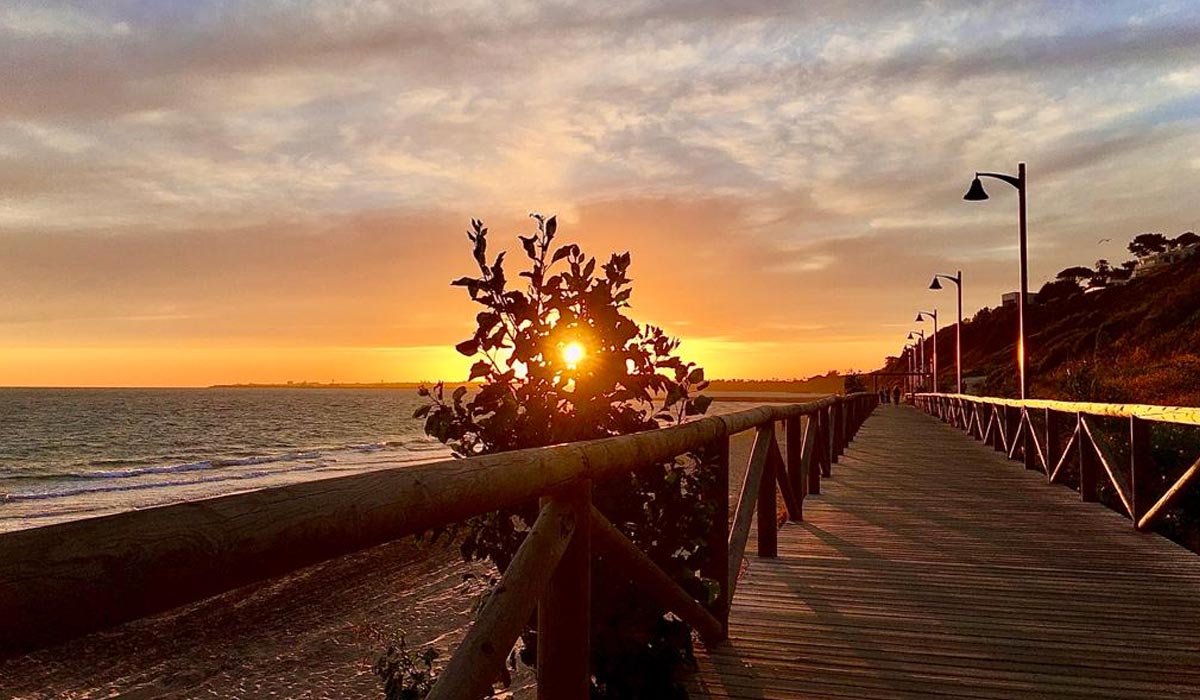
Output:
[1079,413,1099,503]
[1022,410,1036,471]
[537,481,591,700]
[1131,416,1151,529]
[831,403,844,464]
[1005,406,1020,461]
[807,414,822,496]
[992,406,1005,453]
[1045,409,1061,483]
[702,436,730,636]
[757,426,778,558]
[820,408,833,478]
[786,416,804,521]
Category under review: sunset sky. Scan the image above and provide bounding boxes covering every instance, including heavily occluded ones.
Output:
[2,1,1198,386]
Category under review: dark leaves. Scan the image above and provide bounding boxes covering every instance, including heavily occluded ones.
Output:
[410,213,714,697]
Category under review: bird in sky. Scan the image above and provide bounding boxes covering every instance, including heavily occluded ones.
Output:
[1097,238,1111,244]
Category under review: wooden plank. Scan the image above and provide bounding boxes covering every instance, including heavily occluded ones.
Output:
[691,406,1200,699]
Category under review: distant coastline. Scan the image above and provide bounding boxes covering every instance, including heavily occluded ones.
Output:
[209,381,440,389]
[210,373,857,393]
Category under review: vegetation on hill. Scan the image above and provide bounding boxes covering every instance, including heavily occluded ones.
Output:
[883,231,1200,407]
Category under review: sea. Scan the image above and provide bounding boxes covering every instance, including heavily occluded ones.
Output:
[0,388,813,533]
[0,388,450,532]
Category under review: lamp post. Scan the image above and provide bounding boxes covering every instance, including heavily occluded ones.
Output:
[964,162,1029,399]
[903,343,915,395]
[929,271,962,394]
[915,309,938,393]
[906,330,926,391]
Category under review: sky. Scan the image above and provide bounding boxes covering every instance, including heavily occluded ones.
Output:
[1,1,1198,386]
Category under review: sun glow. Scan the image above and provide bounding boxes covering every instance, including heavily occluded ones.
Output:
[562,341,586,368]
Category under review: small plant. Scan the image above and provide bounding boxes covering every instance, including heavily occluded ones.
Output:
[375,633,439,700]
[411,214,716,698]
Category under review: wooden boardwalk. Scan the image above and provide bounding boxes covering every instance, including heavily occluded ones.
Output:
[692,405,1200,699]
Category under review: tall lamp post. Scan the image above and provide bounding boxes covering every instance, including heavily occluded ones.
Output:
[929,271,963,394]
[903,343,915,395]
[964,162,1029,399]
[915,309,938,393]
[906,330,925,391]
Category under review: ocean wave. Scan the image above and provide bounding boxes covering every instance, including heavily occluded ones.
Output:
[2,463,329,502]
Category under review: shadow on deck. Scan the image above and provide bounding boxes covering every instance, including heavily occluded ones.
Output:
[691,405,1200,699]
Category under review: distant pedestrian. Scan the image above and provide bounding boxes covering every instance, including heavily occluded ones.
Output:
[892,386,901,405]
[879,390,888,404]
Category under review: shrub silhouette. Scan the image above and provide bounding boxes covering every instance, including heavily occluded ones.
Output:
[415,214,717,698]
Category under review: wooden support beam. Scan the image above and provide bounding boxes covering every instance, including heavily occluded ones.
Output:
[701,436,730,633]
[1137,455,1200,532]
[785,416,805,521]
[772,429,801,522]
[428,496,579,700]
[1045,409,1061,482]
[831,403,844,464]
[804,415,821,497]
[537,483,591,700]
[1081,416,1133,518]
[1130,416,1151,528]
[1050,422,1079,485]
[1078,413,1099,503]
[758,432,780,558]
[820,409,833,478]
[589,507,724,644]
[728,424,772,601]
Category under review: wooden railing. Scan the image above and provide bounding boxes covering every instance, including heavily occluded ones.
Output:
[915,393,1200,532]
[0,393,878,698]
[430,392,877,698]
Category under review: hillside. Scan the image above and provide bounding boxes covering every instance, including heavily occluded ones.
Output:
[883,254,1200,406]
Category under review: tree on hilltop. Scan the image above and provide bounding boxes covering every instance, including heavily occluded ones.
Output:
[1174,231,1199,249]
[1056,266,1094,285]
[1129,232,1169,258]
[1089,259,1112,288]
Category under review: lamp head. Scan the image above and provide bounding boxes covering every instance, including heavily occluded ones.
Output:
[914,313,924,322]
[929,277,943,290]
[963,176,989,201]
[907,331,915,340]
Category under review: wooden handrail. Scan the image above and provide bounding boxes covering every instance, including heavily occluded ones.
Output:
[1,392,879,700]
[915,392,1200,536]
[923,392,1200,426]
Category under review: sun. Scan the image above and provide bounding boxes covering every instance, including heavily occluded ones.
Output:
[562,341,586,368]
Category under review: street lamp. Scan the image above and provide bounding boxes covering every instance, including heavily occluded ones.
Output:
[929,271,963,394]
[915,309,938,393]
[906,330,925,391]
[964,162,1029,399]
[903,343,915,395]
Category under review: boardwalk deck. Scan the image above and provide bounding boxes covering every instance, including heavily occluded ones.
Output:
[692,405,1200,699]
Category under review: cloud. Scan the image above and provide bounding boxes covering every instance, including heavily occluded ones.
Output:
[1,0,1199,380]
